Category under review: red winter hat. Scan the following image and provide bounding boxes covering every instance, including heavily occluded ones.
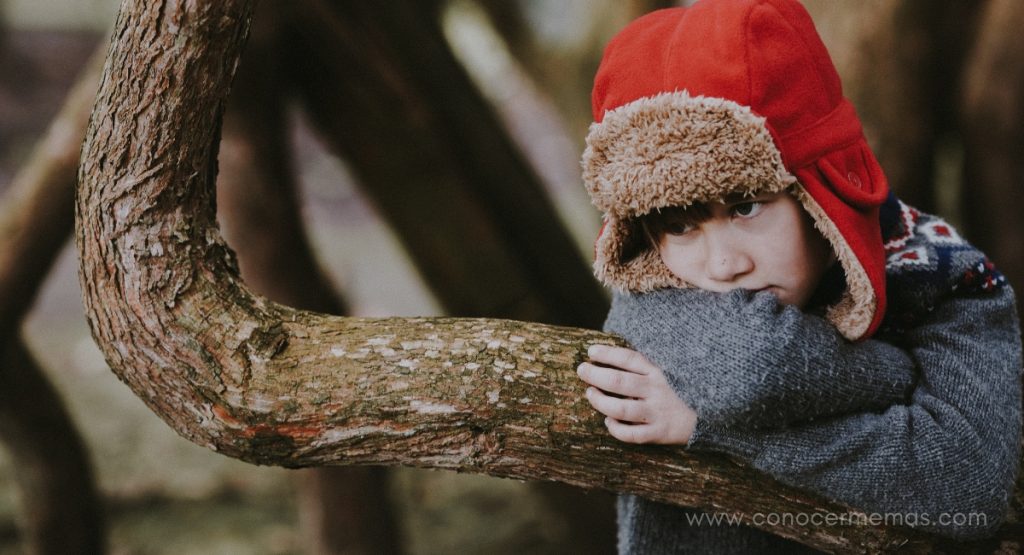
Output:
[582,0,889,341]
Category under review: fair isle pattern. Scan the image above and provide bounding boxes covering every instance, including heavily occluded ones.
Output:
[879,193,1007,334]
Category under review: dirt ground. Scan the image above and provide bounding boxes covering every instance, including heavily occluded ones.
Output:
[0,27,596,555]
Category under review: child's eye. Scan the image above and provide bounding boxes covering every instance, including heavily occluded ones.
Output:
[664,222,695,236]
[731,201,763,218]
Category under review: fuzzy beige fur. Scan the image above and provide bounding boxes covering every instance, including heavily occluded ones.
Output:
[583,91,795,219]
[790,185,875,340]
[584,90,873,341]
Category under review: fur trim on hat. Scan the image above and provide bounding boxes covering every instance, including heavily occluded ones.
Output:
[582,91,796,219]
[593,215,686,292]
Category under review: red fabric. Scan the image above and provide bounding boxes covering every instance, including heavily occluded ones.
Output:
[590,0,890,339]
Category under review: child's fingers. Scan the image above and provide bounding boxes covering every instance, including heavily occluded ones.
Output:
[587,344,653,375]
[577,362,645,397]
[584,387,648,423]
[604,417,655,444]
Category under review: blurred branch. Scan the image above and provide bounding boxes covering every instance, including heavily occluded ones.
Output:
[0,44,106,555]
[960,0,1024,323]
[843,0,983,211]
[277,0,607,327]
[0,339,105,555]
[628,0,679,17]
[472,0,531,49]
[472,0,541,80]
[467,0,622,138]
[0,47,102,337]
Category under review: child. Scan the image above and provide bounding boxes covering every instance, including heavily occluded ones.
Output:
[575,1,1023,553]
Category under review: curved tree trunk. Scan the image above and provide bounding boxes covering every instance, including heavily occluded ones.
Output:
[218,8,400,552]
[75,1,1024,553]
[0,47,106,554]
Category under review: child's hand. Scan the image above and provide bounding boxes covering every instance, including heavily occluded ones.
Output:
[577,344,697,445]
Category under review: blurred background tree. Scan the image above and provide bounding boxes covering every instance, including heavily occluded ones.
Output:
[1,0,1022,553]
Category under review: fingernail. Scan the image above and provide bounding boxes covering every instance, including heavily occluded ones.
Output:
[588,344,601,358]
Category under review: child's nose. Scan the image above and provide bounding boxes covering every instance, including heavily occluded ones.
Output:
[704,235,754,282]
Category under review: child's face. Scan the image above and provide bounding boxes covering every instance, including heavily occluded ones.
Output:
[656,191,833,307]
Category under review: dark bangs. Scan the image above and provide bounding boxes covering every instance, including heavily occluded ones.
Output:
[638,203,712,248]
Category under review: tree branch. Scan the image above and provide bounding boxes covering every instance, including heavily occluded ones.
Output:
[0,43,107,554]
[217,6,400,550]
[278,0,607,327]
[75,1,1019,552]
[0,46,103,336]
[0,338,104,554]
[961,0,1024,326]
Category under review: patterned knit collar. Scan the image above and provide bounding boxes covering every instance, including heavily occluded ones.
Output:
[877,192,1005,335]
[808,192,1005,336]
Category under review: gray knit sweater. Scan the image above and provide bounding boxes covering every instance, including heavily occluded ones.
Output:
[607,285,1021,553]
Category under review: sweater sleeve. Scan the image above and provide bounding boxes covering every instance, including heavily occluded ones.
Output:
[603,287,917,429]
[686,286,1023,540]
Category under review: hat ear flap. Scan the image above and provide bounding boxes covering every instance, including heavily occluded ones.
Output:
[593,216,687,293]
[815,142,889,209]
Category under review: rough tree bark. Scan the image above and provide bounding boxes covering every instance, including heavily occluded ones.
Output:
[218,7,400,552]
[75,1,1024,553]
[0,48,106,554]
